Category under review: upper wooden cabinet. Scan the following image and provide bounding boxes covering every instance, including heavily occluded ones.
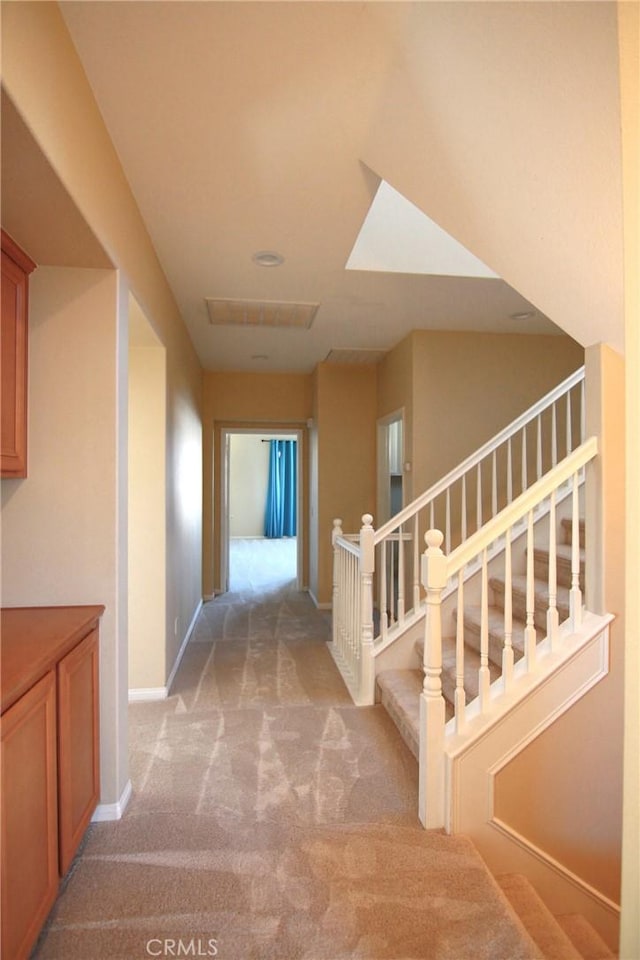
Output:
[1,230,36,478]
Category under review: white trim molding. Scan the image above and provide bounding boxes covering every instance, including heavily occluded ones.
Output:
[128,599,202,702]
[128,686,168,702]
[309,588,331,610]
[92,779,132,822]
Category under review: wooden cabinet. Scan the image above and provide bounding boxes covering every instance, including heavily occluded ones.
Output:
[57,628,101,875]
[1,230,36,478]
[1,672,59,960]
[0,606,103,960]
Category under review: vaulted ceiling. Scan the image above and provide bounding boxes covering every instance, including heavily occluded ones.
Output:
[52,1,565,373]
[4,2,623,373]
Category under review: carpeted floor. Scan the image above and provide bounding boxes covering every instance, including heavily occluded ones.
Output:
[33,539,539,960]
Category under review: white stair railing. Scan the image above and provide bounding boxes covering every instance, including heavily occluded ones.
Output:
[375,366,585,645]
[331,515,375,704]
[330,367,586,703]
[419,436,597,828]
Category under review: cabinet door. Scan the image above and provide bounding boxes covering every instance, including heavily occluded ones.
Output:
[57,628,100,875]
[1,233,35,479]
[1,671,59,960]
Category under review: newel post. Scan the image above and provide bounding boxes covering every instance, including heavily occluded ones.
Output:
[331,519,343,648]
[359,514,376,705]
[419,529,448,828]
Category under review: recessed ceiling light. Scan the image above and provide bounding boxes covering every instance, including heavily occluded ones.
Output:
[252,250,284,267]
[510,311,536,321]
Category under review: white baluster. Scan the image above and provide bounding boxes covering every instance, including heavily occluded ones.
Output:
[476,463,482,532]
[492,449,498,517]
[507,437,513,504]
[580,379,586,444]
[570,473,583,629]
[397,523,405,623]
[479,548,491,713]
[502,532,514,689]
[445,487,452,554]
[566,391,573,456]
[413,514,420,611]
[524,510,536,670]
[389,539,396,625]
[536,414,543,479]
[340,553,349,661]
[359,514,376,704]
[461,474,467,541]
[331,519,343,648]
[551,402,558,468]
[455,570,466,734]
[521,425,528,493]
[419,530,447,829]
[380,541,388,641]
[429,499,435,531]
[546,490,559,650]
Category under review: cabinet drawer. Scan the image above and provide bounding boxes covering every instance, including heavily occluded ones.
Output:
[1,671,59,960]
[57,627,100,875]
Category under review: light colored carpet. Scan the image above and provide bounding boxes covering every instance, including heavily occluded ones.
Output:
[34,540,540,960]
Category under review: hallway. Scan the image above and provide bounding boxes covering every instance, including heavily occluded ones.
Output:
[33,542,538,960]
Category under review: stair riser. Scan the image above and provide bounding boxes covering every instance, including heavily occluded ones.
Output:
[533,551,584,591]
[460,618,527,668]
[561,516,585,548]
[491,582,570,630]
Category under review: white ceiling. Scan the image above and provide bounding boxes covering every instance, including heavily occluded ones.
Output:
[57,1,563,374]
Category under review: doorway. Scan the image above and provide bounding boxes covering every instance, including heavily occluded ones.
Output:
[220,427,303,594]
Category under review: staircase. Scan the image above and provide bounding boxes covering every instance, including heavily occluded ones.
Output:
[329,366,618,954]
[376,515,585,760]
[497,873,615,959]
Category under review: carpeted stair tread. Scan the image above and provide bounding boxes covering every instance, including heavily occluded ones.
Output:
[556,914,616,959]
[561,516,586,548]
[497,873,583,959]
[490,574,571,630]
[376,668,422,759]
[455,604,533,667]
[533,543,585,591]
[415,635,502,704]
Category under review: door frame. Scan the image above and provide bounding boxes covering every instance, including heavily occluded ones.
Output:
[220,426,304,593]
[377,408,405,526]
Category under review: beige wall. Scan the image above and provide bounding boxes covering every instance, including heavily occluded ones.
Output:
[229,435,271,538]
[313,362,377,605]
[410,331,584,496]
[128,341,166,691]
[0,266,123,801]
[619,3,640,956]
[494,345,625,907]
[363,1,624,353]
[377,330,584,519]
[203,371,312,596]
[1,2,203,807]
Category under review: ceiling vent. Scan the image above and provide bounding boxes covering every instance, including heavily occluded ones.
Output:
[205,298,319,329]
[325,348,388,365]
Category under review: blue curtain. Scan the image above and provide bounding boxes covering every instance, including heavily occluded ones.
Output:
[264,440,297,538]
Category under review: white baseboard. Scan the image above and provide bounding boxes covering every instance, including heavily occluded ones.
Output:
[166,599,202,695]
[92,779,132,822]
[309,589,332,610]
[128,686,168,702]
[128,599,203,703]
